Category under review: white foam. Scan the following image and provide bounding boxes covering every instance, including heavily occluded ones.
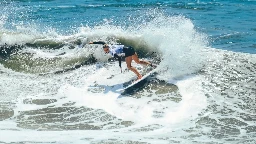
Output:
[57,68,206,125]
[164,76,207,123]
[0,74,207,143]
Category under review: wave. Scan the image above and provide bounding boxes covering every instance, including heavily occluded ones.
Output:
[0,10,208,77]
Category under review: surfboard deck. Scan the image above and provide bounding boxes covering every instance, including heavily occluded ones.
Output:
[125,70,155,89]
[117,67,157,93]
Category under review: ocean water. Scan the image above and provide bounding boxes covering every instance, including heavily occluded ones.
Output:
[0,0,256,143]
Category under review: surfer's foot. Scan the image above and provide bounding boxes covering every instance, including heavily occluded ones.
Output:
[136,75,142,81]
[146,63,156,71]
[149,63,157,68]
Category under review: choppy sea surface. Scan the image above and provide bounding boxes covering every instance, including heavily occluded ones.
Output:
[0,0,256,143]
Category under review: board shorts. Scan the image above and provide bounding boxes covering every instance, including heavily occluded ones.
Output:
[123,46,135,58]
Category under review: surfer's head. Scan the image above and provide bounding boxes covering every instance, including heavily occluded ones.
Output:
[103,44,110,53]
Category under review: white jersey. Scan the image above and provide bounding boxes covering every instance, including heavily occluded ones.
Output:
[109,45,124,57]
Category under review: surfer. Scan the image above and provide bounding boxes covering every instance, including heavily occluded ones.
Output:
[89,41,155,80]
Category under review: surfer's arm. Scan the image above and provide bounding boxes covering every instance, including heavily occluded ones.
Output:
[89,41,106,45]
[113,54,122,72]
[113,54,122,68]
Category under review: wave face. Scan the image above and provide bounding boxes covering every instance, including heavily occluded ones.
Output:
[0,0,256,144]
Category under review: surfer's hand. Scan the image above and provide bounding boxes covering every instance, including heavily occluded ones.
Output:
[89,42,93,44]
[120,67,122,73]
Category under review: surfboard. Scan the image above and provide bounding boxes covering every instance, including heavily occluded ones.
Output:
[117,68,157,92]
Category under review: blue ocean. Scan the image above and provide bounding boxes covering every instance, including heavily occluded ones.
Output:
[0,0,255,143]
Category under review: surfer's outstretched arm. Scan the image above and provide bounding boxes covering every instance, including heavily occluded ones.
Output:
[89,41,106,45]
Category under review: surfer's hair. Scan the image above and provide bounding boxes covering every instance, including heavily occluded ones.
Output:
[103,44,109,48]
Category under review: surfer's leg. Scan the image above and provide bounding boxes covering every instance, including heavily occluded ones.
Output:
[125,56,142,79]
[132,53,151,66]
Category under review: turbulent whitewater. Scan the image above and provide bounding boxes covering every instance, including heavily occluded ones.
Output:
[0,0,256,144]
